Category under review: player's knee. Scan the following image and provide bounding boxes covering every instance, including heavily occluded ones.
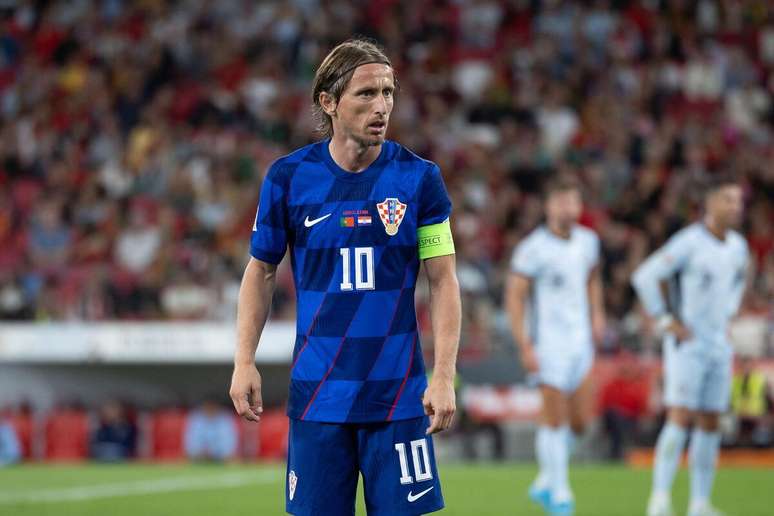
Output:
[542,417,564,429]
[698,413,720,432]
[667,407,693,428]
[570,420,588,435]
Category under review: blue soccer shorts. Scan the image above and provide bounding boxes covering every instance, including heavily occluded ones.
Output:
[285,416,444,516]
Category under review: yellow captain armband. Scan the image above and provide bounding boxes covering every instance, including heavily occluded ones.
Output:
[417,219,455,260]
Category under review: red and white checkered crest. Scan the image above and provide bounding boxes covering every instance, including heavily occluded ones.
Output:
[288,470,297,501]
[376,197,407,236]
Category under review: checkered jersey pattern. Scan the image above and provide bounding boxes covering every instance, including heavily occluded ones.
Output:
[250,139,452,423]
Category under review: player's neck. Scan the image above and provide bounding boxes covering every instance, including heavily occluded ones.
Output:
[328,136,382,173]
[703,215,727,241]
[547,221,572,240]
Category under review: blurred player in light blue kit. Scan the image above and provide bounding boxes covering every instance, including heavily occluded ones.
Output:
[632,176,748,516]
[506,175,606,516]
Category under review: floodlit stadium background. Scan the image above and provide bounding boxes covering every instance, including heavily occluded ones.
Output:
[0,1,772,515]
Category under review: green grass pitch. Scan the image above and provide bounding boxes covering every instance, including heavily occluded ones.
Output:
[0,463,771,515]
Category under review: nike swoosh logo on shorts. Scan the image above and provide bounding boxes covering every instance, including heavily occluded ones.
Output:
[304,213,331,227]
[407,486,434,502]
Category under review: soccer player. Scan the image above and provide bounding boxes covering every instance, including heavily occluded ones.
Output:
[505,175,606,516]
[633,176,748,516]
[229,39,461,516]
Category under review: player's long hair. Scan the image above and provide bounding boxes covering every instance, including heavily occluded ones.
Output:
[312,38,394,139]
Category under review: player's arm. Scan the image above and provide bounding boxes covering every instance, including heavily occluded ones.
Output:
[230,163,288,422]
[416,216,461,434]
[505,272,538,373]
[416,165,460,434]
[727,244,750,318]
[230,257,277,422]
[631,234,691,341]
[422,253,461,435]
[587,264,606,347]
[506,238,540,373]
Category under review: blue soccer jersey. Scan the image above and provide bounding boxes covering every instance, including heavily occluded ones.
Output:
[250,139,452,423]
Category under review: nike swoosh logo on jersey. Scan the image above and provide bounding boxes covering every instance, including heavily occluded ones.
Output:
[304,213,331,227]
[407,486,434,503]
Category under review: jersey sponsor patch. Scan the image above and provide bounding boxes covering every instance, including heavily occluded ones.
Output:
[377,197,407,236]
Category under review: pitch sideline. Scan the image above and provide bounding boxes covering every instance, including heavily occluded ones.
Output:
[0,470,280,504]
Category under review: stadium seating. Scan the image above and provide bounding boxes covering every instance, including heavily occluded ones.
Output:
[257,410,289,460]
[8,412,34,459]
[237,409,289,460]
[149,409,187,461]
[44,410,89,461]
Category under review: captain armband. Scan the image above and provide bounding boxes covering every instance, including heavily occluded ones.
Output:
[417,219,455,260]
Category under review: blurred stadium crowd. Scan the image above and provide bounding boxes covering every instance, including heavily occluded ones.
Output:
[0,0,772,357]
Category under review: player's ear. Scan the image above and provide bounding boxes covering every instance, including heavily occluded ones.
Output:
[319,92,337,117]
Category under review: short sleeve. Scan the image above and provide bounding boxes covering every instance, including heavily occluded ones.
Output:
[653,230,693,274]
[249,163,290,264]
[510,238,541,278]
[588,231,600,268]
[417,164,452,227]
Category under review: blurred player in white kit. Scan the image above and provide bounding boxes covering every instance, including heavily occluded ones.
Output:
[632,175,749,516]
[506,174,606,516]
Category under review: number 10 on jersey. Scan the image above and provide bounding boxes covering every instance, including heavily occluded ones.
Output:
[340,247,374,291]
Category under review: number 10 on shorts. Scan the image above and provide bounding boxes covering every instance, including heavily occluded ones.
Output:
[395,439,433,484]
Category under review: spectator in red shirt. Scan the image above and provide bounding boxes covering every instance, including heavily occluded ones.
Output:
[600,350,650,460]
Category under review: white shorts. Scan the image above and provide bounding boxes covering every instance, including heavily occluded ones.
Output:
[536,344,594,393]
[663,336,732,413]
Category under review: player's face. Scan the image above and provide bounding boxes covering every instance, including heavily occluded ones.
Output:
[332,63,395,147]
[546,189,582,230]
[707,184,743,228]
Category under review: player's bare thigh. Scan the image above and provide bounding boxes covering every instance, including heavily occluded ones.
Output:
[540,384,569,427]
[568,372,595,434]
[539,371,595,429]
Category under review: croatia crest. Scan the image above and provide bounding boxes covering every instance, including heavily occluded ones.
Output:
[376,197,407,236]
[288,470,297,501]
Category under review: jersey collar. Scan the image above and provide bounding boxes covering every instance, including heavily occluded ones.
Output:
[321,138,391,182]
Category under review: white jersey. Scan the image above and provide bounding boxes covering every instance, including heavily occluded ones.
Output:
[510,225,600,349]
[632,223,749,346]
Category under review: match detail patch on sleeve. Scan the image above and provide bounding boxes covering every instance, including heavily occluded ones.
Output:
[417,219,455,260]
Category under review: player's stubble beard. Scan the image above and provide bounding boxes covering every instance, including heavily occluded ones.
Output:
[353,123,388,148]
[707,205,742,234]
[548,211,576,237]
[556,219,574,237]
[355,134,384,147]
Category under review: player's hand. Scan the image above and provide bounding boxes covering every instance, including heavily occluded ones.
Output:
[229,364,263,422]
[520,344,539,374]
[667,320,692,343]
[423,375,456,435]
